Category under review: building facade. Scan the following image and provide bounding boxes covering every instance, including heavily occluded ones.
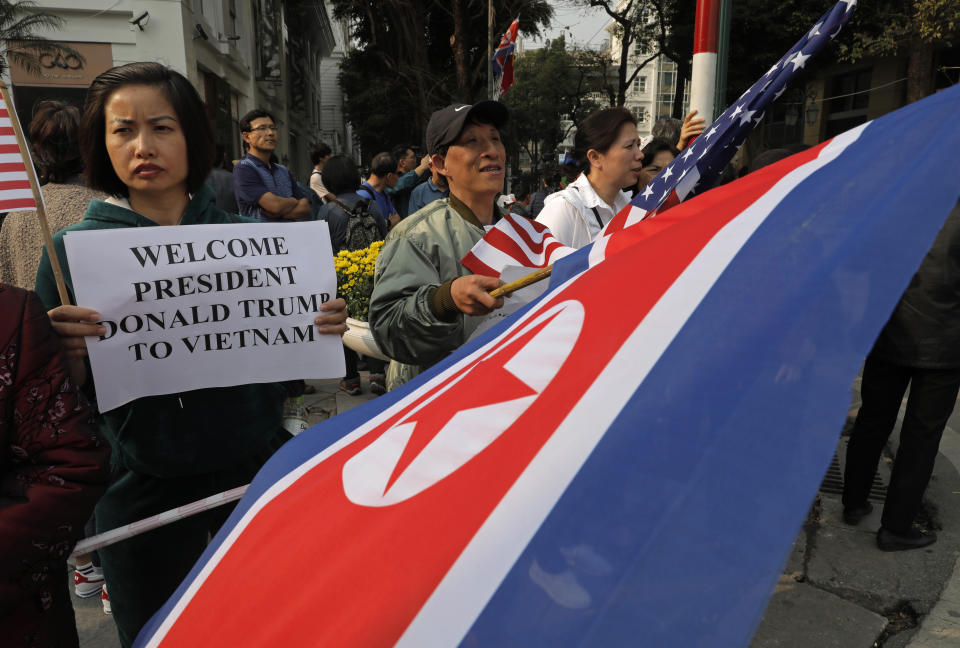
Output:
[7,0,351,180]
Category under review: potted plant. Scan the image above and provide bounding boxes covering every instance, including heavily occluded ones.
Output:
[335,240,391,361]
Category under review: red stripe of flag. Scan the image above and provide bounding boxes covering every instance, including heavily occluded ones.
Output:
[0,180,32,191]
[0,162,28,173]
[460,250,499,277]
[503,216,559,256]
[0,198,36,210]
[0,127,15,136]
[0,108,9,119]
[484,227,561,267]
[0,144,24,155]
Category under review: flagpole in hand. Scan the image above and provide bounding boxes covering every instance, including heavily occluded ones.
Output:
[0,81,72,306]
[488,266,552,298]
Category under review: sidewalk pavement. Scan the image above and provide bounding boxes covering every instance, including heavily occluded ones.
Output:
[751,377,960,648]
[74,376,960,647]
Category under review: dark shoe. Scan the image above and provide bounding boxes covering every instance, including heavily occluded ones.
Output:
[842,502,873,525]
[876,526,937,552]
[369,373,386,395]
[339,377,361,396]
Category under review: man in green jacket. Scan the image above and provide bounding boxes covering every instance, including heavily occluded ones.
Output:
[369,101,509,390]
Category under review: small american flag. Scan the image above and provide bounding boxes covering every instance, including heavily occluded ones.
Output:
[0,91,38,211]
[461,214,575,277]
[603,0,857,234]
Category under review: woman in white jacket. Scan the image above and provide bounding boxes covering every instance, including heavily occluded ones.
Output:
[536,107,644,248]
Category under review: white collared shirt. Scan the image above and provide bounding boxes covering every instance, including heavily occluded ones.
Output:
[535,173,632,249]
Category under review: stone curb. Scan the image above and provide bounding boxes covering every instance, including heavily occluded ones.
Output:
[907,423,960,648]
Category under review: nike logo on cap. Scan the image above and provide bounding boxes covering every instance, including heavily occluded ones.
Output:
[454,105,469,112]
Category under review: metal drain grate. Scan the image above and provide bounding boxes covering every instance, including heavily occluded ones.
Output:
[818,452,888,502]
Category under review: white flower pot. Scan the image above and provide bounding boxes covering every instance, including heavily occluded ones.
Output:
[343,317,391,362]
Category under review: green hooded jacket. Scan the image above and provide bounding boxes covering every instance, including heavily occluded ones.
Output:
[34,185,288,477]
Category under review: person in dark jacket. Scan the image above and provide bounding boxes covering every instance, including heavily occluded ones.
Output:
[0,284,110,648]
[205,144,238,214]
[34,62,347,647]
[843,200,960,551]
[316,155,387,395]
[316,155,385,253]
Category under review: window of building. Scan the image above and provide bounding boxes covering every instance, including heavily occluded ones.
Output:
[227,0,238,37]
[825,67,872,138]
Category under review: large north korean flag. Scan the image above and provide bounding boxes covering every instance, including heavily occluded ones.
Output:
[139,86,960,647]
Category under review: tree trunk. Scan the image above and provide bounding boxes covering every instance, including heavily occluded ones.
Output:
[452,0,470,103]
[906,37,934,104]
[617,27,631,106]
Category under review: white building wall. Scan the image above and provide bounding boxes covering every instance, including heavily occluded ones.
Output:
[317,3,354,161]
[11,0,349,179]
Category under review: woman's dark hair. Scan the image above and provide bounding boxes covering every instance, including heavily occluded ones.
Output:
[641,137,680,166]
[29,100,82,184]
[80,62,215,197]
[321,155,362,196]
[572,107,637,175]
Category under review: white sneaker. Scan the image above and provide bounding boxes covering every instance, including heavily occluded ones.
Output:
[73,564,104,598]
[528,559,591,610]
[101,584,111,614]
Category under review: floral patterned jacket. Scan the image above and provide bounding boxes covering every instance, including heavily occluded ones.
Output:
[0,284,110,646]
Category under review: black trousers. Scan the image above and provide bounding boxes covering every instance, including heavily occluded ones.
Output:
[343,344,384,380]
[843,353,960,534]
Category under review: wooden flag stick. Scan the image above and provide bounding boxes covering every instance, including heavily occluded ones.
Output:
[0,81,71,306]
[489,265,553,298]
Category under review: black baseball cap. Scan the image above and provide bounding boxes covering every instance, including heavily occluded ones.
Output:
[426,101,509,154]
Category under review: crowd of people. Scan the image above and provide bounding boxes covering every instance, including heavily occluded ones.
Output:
[0,59,957,648]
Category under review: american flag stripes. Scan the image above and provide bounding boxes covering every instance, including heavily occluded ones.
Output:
[0,91,38,211]
[461,213,575,277]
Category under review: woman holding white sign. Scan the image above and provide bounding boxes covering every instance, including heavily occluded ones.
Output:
[34,62,347,647]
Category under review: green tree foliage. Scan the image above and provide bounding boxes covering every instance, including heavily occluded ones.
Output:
[332,0,553,157]
[716,0,957,105]
[723,0,829,104]
[502,36,606,175]
[0,0,81,77]
[835,0,960,101]
[582,0,695,116]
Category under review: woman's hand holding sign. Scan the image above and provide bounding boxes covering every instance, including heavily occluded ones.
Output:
[314,297,348,336]
[47,305,106,385]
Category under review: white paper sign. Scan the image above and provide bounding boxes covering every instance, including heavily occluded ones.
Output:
[64,221,344,411]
